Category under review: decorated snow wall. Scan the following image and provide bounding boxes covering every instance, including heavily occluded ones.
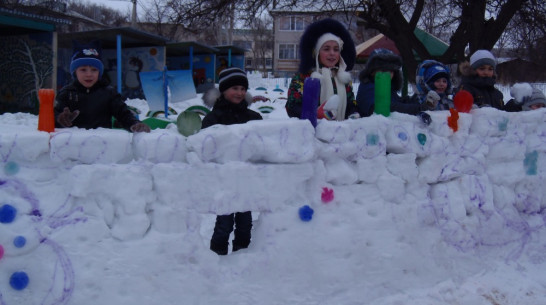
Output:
[0,108,546,304]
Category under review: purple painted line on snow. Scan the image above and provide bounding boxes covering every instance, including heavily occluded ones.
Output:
[40,238,75,305]
[201,134,217,161]
[0,134,18,162]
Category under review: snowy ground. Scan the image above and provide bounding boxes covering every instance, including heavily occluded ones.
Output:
[0,76,545,305]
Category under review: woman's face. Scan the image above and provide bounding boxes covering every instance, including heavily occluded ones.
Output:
[318,40,341,68]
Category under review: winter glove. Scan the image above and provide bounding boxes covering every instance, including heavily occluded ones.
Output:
[130,122,151,133]
[317,95,340,120]
[417,111,432,126]
[424,91,441,110]
[57,107,80,127]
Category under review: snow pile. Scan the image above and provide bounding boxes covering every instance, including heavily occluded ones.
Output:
[1,106,546,305]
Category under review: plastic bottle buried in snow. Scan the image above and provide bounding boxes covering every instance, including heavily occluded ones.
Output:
[300,77,320,127]
[38,89,55,132]
[374,72,391,117]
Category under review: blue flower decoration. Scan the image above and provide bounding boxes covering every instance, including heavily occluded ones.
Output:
[299,205,314,222]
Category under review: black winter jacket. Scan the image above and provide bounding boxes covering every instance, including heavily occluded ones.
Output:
[202,96,262,129]
[455,61,505,110]
[54,79,139,130]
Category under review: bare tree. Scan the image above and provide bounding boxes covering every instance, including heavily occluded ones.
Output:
[501,2,546,65]
[243,16,274,73]
[0,36,53,112]
[67,0,128,27]
[136,0,544,82]
[141,0,180,39]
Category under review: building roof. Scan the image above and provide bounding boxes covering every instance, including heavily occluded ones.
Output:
[214,45,247,55]
[167,41,218,56]
[0,6,65,35]
[356,28,450,61]
[57,27,169,49]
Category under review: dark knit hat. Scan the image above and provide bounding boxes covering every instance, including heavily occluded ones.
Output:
[70,40,104,77]
[363,48,402,74]
[359,48,403,90]
[470,49,496,70]
[298,18,356,73]
[218,67,248,92]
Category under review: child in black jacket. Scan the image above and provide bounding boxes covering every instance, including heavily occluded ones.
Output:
[455,49,505,110]
[202,67,262,255]
[54,41,150,133]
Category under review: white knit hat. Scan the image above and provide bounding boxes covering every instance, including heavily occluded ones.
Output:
[470,50,497,70]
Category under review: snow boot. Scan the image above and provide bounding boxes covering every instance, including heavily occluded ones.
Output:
[210,240,228,255]
[232,239,250,252]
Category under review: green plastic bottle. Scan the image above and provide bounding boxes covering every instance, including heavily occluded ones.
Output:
[374,72,391,117]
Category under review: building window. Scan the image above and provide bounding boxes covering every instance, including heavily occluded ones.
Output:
[279,44,298,60]
[234,40,252,51]
[246,58,252,67]
[265,58,272,67]
[279,16,305,31]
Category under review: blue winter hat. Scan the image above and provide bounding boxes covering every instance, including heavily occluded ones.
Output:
[416,60,451,95]
[70,40,104,77]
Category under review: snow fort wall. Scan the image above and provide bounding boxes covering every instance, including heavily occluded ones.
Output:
[0,108,546,303]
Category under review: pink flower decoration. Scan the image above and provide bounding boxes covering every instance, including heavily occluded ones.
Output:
[321,187,334,203]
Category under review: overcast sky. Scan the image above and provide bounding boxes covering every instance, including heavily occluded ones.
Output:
[93,0,136,16]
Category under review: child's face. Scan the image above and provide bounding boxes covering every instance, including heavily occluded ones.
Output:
[75,66,99,88]
[318,41,341,68]
[433,78,448,93]
[223,85,247,104]
[475,65,494,78]
[530,103,545,110]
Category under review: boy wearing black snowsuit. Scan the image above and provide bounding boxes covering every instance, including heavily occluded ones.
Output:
[201,67,262,255]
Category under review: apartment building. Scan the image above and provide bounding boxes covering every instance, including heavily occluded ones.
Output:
[269,9,369,77]
[232,29,274,75]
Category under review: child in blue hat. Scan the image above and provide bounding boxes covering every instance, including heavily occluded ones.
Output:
[55,40,150,132]
[412,60,454,110]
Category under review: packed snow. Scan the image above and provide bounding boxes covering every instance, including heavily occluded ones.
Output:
[1,76,546,305]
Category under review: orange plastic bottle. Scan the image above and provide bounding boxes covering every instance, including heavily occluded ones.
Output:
[38,89,55,132]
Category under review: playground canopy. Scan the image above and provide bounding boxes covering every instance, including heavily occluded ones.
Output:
[356,28,450,62]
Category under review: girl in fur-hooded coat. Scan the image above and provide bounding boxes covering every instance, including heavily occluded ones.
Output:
[356,48,434,117]
[285,18,357,120]
[455,50,504,110]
